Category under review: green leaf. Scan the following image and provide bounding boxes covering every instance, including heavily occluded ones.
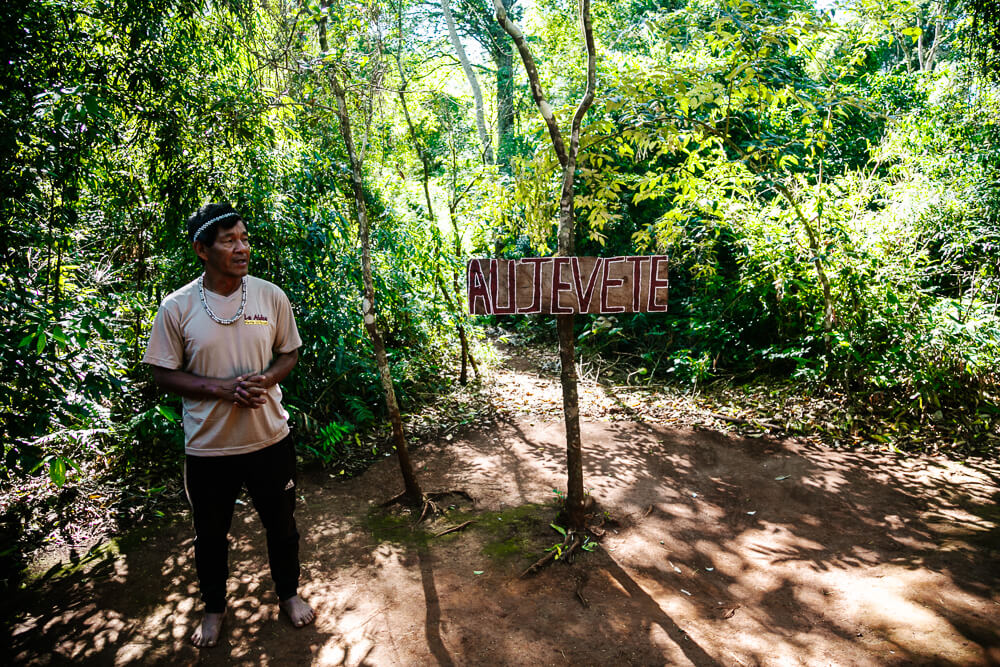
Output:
[36,332,47,354]
[550,523,567,537]
[49,458,67,487]
[156,405,180,423]
[18,333,34,348]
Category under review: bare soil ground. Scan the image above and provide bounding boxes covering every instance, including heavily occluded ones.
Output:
[6,347,1000,666]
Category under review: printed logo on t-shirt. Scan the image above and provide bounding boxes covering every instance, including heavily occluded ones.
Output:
[244,313,271,326]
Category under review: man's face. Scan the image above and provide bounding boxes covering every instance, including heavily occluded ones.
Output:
[196,220,250,278]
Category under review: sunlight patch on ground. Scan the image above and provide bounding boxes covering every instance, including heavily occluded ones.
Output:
[827,567,988,663]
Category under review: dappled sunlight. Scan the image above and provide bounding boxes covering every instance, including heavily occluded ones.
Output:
[315,636,375,666]
[821,567,998,664]
[296,581,382,666]
[745,526,829,566]
[9,508,343,664]
[6,0,999,662]
[10,405,999,665]
[452,415,1000,665]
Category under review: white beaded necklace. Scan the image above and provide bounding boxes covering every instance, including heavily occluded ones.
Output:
[198,275,247,325]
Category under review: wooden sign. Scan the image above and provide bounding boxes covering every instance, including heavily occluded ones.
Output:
[467,256,669,315]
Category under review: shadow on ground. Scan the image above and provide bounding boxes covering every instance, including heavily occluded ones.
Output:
[6,411,1000,665]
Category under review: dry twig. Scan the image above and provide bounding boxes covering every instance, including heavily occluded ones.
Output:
[519,532,583,578]
[380,489,475,523]
[574,573,590,608]
[432,520,475,538]
[709,412,781,431]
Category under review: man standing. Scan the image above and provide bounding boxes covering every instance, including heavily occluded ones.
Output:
[143,202,314,647]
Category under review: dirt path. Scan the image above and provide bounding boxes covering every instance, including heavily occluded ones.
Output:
[7,349,1000,666]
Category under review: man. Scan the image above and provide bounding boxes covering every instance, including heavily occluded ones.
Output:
[143,202,315,648]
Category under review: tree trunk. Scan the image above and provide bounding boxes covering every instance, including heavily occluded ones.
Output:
[709,111,838,344]
[446,0,516,166]
[896,28,915,73]
[921,3,944,72]
[923,17,942,71]
[442,0,494,165]
[398,88,437,220]
[917,19,926,71]
[323,16,423,503]
[433,264,475,384]
[494,0,596,530]
[395,60,478,384]
[448,201,479,383]
[495,45,515,166]
[773,180,836,338]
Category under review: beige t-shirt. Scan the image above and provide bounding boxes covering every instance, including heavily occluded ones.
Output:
[143,275,302,456]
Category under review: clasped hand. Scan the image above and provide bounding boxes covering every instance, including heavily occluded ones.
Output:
[229,374,268,408]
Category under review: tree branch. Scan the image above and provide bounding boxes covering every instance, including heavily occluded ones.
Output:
[492,0,567,167]
[443,0,494,164]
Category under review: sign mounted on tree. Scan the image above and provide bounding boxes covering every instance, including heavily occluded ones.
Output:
[467,256,669,315]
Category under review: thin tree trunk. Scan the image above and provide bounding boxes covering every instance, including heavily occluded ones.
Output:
[494,0,596,530]
[442,0,493,165]
[397,88,436,219]
[494,45,514,166]
[702,113,838,343]
[895,28,915,72]
[917,20,926,71]
[395,49,478,384]
[55,187,64,309]
[322,14,423,502]
[922,3,944,72]
[449,211,477,382]
[45,172,55,306]
[448,191,480,382]
[432,263,474,384]
[773,180,836,337]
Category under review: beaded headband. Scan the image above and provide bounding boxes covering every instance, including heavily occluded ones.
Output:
[192,212,240,243]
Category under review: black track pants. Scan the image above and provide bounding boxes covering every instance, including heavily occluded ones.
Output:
[184,435,300,613]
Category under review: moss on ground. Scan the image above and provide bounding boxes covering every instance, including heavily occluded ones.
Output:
[362,507,433,548]
[361,501,560,564]
[471,503,555,563]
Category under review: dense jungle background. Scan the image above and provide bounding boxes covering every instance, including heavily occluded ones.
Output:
[2,0,998,594]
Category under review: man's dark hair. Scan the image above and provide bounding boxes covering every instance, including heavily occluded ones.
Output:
[186,202,244,246]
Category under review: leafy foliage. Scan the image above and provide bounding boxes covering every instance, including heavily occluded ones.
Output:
[2,0,999,590]
[481,0,999,443]
[0,0,460,587]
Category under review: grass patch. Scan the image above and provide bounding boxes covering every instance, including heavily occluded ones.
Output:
[472,503,553,563]
[362,506,434,548]
[362,501,564,566]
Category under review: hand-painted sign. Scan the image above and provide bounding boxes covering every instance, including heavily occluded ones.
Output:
[467,256,669,315]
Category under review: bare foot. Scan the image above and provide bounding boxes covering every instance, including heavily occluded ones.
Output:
[190,610,226,648]
[279,595,315,628]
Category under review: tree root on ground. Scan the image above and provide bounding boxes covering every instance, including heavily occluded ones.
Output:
[380,489,475,523]
[520,499,616,577]
[574,572,590,608]
[520,531,584,578]
[432,520,475,538]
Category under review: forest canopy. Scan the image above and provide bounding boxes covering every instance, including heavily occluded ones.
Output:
[1,0,998,585]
